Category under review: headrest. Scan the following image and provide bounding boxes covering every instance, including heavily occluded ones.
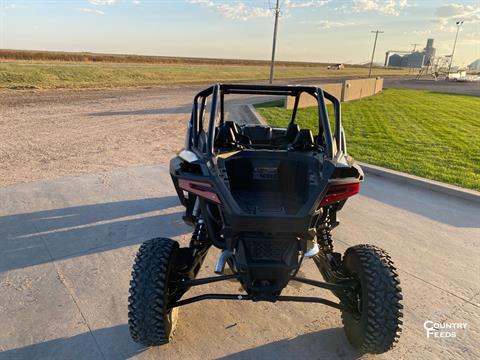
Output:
[292,129,315,150]
[214,124,237,148]
[285,123,300,143]
[242,125,272,144]
[224,121,240,135]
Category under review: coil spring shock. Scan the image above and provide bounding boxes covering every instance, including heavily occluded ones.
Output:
[318,214,333,253]
[190,220,207,248]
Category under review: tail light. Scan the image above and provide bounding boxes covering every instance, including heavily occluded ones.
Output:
[319,182,360,207]
[178,179,222,205]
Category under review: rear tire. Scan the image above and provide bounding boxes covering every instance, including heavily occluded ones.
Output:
[128,237,179,346]
[341,244,403,354]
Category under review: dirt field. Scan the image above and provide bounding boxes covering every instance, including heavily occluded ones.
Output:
[0,86,198,186]
[0,85,269,186]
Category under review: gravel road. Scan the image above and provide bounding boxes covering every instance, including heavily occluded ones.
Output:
[1,86,197,186]
[0,85,269,186]
[384,77,480,96]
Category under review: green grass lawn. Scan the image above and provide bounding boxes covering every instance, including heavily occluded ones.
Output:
[0,63,409,90]
[255,89,480,190]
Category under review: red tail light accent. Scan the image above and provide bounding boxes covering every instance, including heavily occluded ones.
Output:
[319,182,360,207]
[178,179,222,205]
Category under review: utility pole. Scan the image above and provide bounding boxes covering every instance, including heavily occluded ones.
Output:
[368,30,384,78]
[269,0,280,84]
[448,20,464,74]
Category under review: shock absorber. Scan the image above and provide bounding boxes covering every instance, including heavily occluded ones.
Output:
[318,211,342,269]
[190,219,207,249]
[306,209,332,258]
[318,214,333,253]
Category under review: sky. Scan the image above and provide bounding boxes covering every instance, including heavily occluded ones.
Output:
[0,0,479,66]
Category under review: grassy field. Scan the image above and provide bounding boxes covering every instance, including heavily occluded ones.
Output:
[0,49,409,89]
[0,49,358,66]
[255,89,480,190]
[0,63,409,90]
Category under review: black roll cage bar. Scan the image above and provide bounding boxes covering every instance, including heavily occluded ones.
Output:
[186,83,345,160]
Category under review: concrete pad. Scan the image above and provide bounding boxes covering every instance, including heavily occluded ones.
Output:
[0,164,479,359]
[0,261,102,360]
[336,175,480,302]
[359,162,480,204]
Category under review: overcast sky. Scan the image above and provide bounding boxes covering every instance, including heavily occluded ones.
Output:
[1,0,479,66]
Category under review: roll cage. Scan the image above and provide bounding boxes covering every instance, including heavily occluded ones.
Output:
[185,84,347,159]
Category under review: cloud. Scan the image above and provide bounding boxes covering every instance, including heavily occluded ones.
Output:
[188,0,330,21]
[317,20,355,29]
[78,8,105,15]
[87,0,116,5]
[459,38,480,46]
[1,3,21,11]
[353,0,408,16]
[132,0,141,4]
[464,31,480,40]
[404,29,432,35]
[189,0,215,5]
[433,3,480,31]
[221,3,270,20]
[188,1,270,21]
[284,0,330,8]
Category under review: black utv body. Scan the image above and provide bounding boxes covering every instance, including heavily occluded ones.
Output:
[128,84,403,354]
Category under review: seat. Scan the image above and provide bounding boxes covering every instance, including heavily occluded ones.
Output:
[285,123,300,143]
[291,129,315,151]
[225,120,241,135]
[225,121,251,146]
[214,121,251,149]
[271,123,299,148]
[214,124,237,149]
[241,125,272,145]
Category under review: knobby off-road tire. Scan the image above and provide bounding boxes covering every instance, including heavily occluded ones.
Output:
[341,244,403,354]
[128,237,180,346]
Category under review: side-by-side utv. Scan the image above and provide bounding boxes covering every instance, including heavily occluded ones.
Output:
[128,84,403,354]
